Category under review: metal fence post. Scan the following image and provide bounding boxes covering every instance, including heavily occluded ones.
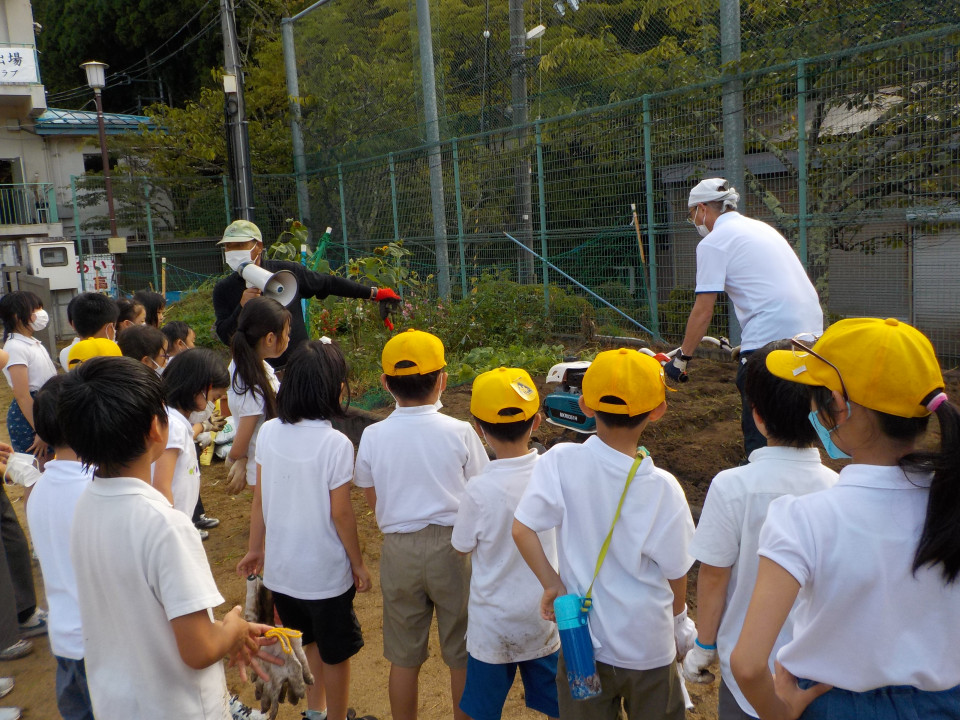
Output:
[641,97,659,337]
[535,122,549,316]
[337,163,349,264]
[144,182,160,291]
[222,175,231,224]
[71,176,85,291]
[389,153,400,244]
[451,139,468,297]
[796,59,809,268]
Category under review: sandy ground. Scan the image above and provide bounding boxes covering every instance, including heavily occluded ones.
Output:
[0,357,762,719]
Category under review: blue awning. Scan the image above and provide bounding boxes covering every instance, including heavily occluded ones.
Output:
[34,107,155,136]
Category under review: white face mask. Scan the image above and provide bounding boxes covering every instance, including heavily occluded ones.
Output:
[693,206,710,238]
[29,309,49,332]
[151,358,164,377]
[225,249,252,272]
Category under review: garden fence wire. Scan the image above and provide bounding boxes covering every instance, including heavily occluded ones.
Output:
[70,4,960,360]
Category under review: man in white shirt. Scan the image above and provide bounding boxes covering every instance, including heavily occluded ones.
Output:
[664,178,823,457]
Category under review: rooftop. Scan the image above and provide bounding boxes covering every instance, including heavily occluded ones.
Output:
[33,107,154,136]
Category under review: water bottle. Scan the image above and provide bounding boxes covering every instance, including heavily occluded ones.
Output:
[554,594,602,699]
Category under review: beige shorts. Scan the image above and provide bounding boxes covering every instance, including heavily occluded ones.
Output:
[380,524,470,669]
[557,658,685,720]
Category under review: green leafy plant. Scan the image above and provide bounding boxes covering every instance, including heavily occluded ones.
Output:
[265,219,309,262]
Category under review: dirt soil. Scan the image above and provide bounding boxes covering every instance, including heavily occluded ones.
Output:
[0,355,756,719]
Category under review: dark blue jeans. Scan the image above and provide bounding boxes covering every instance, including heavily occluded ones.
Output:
[798,680,960,719]
[55,656,94,720]
[735,352,767,460]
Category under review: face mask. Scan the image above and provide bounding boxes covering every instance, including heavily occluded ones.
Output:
[225,249,252,272]
[151,358,165,377]
[29,309,49,332]
[808,404,852,460]
[693,206,710,238]
[107,323,117,342]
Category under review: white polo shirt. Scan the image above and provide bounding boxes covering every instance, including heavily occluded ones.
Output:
[2,332,57,390]
[157,407,201,517]
[515,437,695,671]
[759,464,960,692]
[452,450,561,664]
[26,459,93,660]
[71,476,230,719]
[354,405,489,534]
[227,359,280,486]
[689,446,837,714]
[695,212,823,351]
[59,337,79,370]
[255,418,355,600]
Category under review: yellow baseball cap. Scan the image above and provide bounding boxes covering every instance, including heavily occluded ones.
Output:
[766,317,944,418]
[583,348,667,416]
[471,367,540,424]
[67,337,122,369]
[218,219,263,245]
[381,329,446,376]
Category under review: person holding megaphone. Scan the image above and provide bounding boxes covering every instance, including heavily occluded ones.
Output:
[213,220,401,368]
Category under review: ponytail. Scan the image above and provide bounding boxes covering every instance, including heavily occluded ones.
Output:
[230,297,290,421]
[905,398,960,583]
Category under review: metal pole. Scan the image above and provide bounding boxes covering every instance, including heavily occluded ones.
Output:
[796,59,808,268]
[71,176,85,291]
[509,0,535,283]
[642,96,660,337]
[337,163,349,264]
[222,175,231,223]
[144,182,160,290]
[535,122,549,314]
[389,153,400,243]
[92,90,118,237]
[451,139,468,297]
[720,0,743,345]
[281,17,312,231]
[414,0,451,298]
[220,0,255,221]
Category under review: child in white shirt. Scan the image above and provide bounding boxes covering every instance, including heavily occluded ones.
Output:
[238,337,374,720]
[452,367,560,720]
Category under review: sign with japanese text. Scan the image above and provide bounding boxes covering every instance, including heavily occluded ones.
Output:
[0,47,39,84]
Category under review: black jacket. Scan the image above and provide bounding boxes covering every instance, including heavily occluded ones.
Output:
[213,259,373,367]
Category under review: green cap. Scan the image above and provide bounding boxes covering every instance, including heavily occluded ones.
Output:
[218,219,262,245]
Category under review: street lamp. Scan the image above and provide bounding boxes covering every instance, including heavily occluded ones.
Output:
[80,61,118,238]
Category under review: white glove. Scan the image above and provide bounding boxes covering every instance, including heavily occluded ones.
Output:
[674,605,697,659]
[196,432,213,449]
[2,453,41,488]
[682,641,719,684]
[225,457,248,494]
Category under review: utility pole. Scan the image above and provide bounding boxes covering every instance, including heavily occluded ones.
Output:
[282,16,312,234]
[220,0,255,221]
[509,0,535,284]
[415,0,451,299]
[720,0,743,345]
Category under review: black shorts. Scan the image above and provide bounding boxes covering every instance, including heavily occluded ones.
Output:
[272,585,364,665]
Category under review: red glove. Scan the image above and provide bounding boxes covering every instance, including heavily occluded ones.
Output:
[374,287,401,302]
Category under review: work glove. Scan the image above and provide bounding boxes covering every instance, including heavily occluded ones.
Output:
[253,628,315,719]
[719,336,741,361]
[682,640,719,684]
[674,605,698,659]
[373,287,401,302]
[196,432,213,449]
[663,351,690,383]
[225,457,248,495]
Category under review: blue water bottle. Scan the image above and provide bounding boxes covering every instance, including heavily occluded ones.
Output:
[554,594,602,699]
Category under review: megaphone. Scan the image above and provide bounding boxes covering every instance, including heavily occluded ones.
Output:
[238,261,298,307]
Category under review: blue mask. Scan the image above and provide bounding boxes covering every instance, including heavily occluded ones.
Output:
[808,405,851,460]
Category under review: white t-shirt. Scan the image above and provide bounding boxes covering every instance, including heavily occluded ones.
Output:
[515,437,695,671]
[759,464,960,692]
[25,459,93,660]
[165,407,200,516]
[71,476,229,719]
[2,333,58,390]
[256,418,355,600]
[59,337,80,370]
[452,450,561,664]
[695,212,823,351]
[227,359,280,486]
[689,446,837,714]
[354,405,489,534]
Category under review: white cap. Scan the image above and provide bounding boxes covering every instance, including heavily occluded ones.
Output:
[688,177,740,208]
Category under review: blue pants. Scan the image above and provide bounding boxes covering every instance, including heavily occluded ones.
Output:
[6,397,35,453]
[735,353,767,460]
[55,656,94,720]
[799,680,960,719]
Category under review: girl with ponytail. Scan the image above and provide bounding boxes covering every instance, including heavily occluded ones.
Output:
[225,297,290,494]
[731,318,960,719]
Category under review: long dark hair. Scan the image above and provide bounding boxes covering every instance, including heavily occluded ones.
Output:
[230,297,290,421]
[277,339,349,424]
[133,290,166,328]
[163,348,230,415]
